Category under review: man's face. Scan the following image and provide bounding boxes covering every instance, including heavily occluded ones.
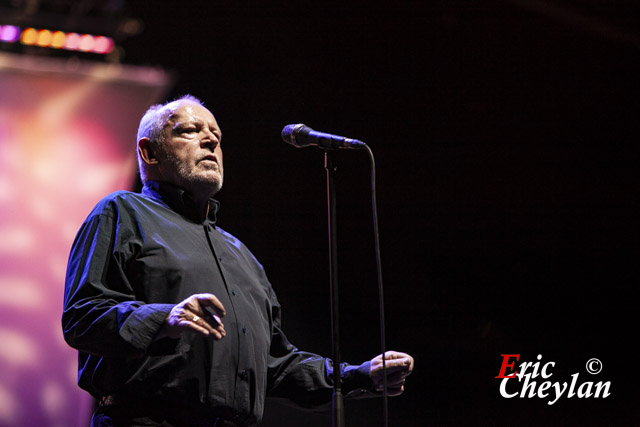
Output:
[156,101,224,196]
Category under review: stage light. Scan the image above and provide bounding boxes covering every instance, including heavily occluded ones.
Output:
[20,27,38,45]
[65,32,81,50]
[36,29,53,47]
[51,31,66,49]
[78,34,94,52]
[0,25,21,43]
[93,36,114,54]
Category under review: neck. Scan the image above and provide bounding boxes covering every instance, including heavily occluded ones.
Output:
[191,195,212,220]
[145,179,217,222]
[187,184,216,215]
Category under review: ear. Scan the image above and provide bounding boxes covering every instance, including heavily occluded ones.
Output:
[138,137,159,165]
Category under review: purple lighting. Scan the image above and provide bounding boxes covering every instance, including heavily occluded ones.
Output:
[0,25,21,43]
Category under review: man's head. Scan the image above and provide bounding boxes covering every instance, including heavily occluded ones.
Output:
[137,95,224,200]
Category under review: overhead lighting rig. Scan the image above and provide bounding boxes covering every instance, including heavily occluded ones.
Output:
[0,0,141,62]
[1,25,115,54]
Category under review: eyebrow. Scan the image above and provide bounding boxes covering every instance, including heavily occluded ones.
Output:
[169,118,223,139]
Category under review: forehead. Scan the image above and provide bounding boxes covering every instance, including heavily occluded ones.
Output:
[166,101,218,126]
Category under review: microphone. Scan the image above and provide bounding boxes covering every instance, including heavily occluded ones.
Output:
[281,124,366,150]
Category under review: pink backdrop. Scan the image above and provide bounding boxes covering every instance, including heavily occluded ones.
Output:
[0,53,172,427]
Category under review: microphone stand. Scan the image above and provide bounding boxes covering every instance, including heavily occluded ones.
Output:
[324,149,345,427]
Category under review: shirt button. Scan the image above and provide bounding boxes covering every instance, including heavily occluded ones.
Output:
[231,290,236,296]
[242,327,247,334]
[239,370,248,380]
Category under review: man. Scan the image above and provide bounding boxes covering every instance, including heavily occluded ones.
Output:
[62,95,414,427]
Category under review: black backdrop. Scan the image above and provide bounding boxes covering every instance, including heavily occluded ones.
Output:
[123,2,638,426]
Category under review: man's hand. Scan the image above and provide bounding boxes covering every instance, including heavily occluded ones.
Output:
[160,293,226,340]
[369,351,414,396]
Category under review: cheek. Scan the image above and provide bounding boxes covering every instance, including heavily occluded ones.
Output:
[181,147,199,166]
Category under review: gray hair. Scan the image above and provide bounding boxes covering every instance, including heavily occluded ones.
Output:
[136,94,203,182]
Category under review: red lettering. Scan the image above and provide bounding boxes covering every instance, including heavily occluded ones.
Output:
[495,354,520,378]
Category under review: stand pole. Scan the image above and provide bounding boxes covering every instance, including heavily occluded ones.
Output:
[325,150,345,427]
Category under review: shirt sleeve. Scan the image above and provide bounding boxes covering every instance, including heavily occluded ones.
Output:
[266,289,378,410]
[62,200,175,358]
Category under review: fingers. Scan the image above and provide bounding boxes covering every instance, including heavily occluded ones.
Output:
[380,351,414,366]
[187,310,226,339]
[382,369,411,385]
[372,352,414,375]
[190,294,226,338]
[372,370,409,391]
[386,385,405,397]
[191,294,226,338]
[165,294,227,339]
[370,351,414,396]
[195,293,226,318]
[373,376,408,396]
[376,357,413,374]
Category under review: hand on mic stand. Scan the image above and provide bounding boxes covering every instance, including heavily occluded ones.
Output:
[282,124,410,427]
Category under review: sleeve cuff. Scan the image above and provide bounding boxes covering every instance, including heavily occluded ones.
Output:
[119,303,175,353]
[342,360,380,399]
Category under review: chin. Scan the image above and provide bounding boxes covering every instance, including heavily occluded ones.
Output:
[180,174,222,197]
[201,177,223,194]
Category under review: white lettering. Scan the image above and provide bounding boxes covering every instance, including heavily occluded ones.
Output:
[518,361,533,379]
[594,381,611,398]
[500,378,518,398]
[530,354,543,378]
[567,373,579,398]
[541,361,555,379]
[577,381,593,398]
[537,381,551,398]
[498,357,612,405]
[548,381,568,405]
[520,375,537,398]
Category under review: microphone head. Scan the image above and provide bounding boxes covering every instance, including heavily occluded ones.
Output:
[281,123,307,147]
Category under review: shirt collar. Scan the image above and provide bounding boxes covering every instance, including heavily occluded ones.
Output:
[141,180,220,224]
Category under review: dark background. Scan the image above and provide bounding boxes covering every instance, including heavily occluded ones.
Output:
[122,2,638,425]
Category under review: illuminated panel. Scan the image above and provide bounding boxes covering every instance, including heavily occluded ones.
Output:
[0,52,173,427]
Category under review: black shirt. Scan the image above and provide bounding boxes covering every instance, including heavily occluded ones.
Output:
[62,181,373,426]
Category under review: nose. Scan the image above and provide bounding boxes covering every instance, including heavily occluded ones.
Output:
[201,128,220,148]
